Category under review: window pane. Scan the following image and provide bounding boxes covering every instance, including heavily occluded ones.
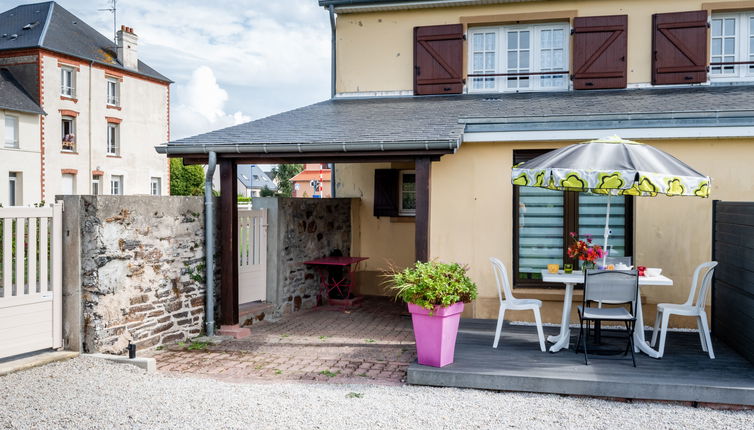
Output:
[712,38,722,56]
[507,32,517,49]
[518,187,564,279]
[712,19,722,37]
[578,195,628,258]
[519,31,530,49]
[473,33,483,50]
[485,33,495,51]
[724,18,735,36]
[473,53,483,70]
[485,52,495,70]
[519,51,529,68]
[507,51,517,68]
[724,37,736,55]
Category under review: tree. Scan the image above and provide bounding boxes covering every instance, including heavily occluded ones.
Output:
[260,186,276,197]
[170,158,205,196]
[271,164,303,197]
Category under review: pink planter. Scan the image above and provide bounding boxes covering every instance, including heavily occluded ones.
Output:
[408,302,464,367]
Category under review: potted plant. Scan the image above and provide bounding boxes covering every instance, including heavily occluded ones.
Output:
[389,261,477,367]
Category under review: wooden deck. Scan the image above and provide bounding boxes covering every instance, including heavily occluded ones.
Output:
[407,319,754,406]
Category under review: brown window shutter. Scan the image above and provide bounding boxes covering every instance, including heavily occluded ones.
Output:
[572,15,628,90]
[373,169,399,217]
[652,10,708,85]
[413,24,464,95]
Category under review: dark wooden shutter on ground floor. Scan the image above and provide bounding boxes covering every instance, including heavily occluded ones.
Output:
[652,10,708,85]
[414,24,464,95]
[572,15,628,90]
[374,169,399,217]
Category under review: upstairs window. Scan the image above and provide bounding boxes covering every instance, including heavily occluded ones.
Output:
[107,78,120,106]
[106,123,119,156]
[468,23,569,92]
[61,67,75,97]
[710,12,754,81]
[4,115,18,148]
[61,116,76,152]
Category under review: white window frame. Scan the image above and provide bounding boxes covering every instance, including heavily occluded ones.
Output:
[106,78,120,106]
[60,66,75,97]
[92,175,102,195]
[8,172,19,206]
[150,177,161,196]
[399,170,416,217]
[4,115,19,148]
[61,173,76,195]
[110,175,123,195]
[61,116,76,152]
[107,123,119,156]
[468,22,570,93]
[710,12,754,82]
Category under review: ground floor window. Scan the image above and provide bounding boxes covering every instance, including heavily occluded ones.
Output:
[513,149,633,287]
[92,175,102,195]
[150,177,161,196]
[8,172,20,206]
[61,173,76,195]
[110,175,123,195]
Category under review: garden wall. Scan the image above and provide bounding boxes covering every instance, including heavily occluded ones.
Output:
[61,195,216,354]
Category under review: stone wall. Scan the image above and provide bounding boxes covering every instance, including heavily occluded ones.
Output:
[62,196,211,354]
[255,197,354,318]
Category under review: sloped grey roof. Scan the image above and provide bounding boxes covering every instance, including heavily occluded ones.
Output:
[237,165,278,191]
[0,68,45,115]
[163,85,754,155]
[0,2,170,83]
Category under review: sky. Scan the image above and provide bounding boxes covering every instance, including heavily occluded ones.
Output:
[11,0,332,140]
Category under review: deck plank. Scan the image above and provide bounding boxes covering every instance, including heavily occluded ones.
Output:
[407,319,754,405]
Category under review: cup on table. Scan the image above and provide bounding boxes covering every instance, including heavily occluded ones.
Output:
[547,264,560,274]
[564,264,573,274]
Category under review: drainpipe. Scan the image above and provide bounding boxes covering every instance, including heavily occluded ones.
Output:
[204,151,217,336]
[88,60,93,193]
[330,163,336,197]
[329,4,336,99]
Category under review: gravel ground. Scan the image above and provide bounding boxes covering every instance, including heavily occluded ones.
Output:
[1,357,752,430]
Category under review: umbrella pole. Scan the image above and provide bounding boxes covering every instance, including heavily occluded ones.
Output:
[602,194,611,267]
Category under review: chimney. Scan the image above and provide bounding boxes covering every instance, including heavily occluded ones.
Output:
[116,25,138,70]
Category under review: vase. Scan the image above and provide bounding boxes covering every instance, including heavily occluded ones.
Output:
[582,261,596,272]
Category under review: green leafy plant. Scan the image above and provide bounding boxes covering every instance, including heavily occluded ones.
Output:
[186,341,209,351]
[388,261,478,310]
[364,339,376,343]
[346,392,364,398]
[319,370,339,377]
[169,158,206,196]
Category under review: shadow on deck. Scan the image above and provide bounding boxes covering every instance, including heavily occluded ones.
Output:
[408,319,754,406]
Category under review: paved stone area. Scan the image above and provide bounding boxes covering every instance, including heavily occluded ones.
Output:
[149,297,416,384]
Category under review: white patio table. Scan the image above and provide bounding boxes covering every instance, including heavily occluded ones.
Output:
[541,270,673,358]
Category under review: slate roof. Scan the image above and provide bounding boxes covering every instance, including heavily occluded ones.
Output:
[165,85,754,153]
[237,165,278,191]
[0,2,170,83]
[0,68,45,115]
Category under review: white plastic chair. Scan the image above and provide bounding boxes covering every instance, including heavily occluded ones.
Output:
[489,258,546,352]
[650,261,718,359]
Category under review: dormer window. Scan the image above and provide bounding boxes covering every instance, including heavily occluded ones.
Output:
[710,12,754,81]
[107,78,120,106]
[61,66,75,97]
[468,23,569,92]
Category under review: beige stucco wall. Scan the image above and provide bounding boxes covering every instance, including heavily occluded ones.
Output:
[336,162,416,295]
[0,110,42,206]
[335,0,754,93]
[428,138,754,327]
[41,53,169,201]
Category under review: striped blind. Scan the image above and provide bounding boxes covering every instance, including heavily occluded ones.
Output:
[517,187,564,278]
[578,195,628,258]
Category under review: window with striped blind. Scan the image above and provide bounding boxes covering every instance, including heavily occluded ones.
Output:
[513,150,633,287]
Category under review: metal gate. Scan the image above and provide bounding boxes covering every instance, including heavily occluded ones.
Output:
[238,208,267,303]
[0,203,63,359]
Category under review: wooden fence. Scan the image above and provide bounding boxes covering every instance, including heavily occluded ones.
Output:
[712,200,754,364]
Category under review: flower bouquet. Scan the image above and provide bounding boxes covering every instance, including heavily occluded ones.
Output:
[567,232,605,270]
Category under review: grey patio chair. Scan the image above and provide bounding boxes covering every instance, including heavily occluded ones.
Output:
[576,270,639,367]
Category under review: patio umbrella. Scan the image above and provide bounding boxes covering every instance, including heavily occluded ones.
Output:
[511,135,711,266]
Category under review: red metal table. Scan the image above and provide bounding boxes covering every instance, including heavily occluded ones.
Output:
[302,256,368,307]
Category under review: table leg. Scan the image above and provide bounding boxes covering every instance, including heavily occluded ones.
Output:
[633,291,661,358]
[548,282,575,353]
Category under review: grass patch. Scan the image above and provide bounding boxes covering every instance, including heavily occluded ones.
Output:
[186,341,210,351]
[319,336,329,341]
[346,392,364,399]
[357,373,368,377]
[319,370,339,378]
[275,369,283,375]
[364,339,376,343]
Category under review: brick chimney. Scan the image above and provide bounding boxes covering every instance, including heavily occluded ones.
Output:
[116,25,138,70]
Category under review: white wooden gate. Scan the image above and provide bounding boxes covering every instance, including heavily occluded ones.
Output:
[0,203,63,359]
[238,208,267,303]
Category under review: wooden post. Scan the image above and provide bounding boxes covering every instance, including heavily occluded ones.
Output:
[219,158,239,325]
[415,157,431,262]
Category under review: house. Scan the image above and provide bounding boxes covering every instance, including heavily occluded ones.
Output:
[159,0,754,329]
[291,163,332,198]
[236,164,278,197]
[1,68,45,206]
[0,1,171,203]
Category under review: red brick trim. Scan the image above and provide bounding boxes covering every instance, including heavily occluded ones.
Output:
[166,85,171,193]
[106,105,122,110]
[92,170,105,176]
[57,60,82,70]
[105,71,125,81]
[38,51,45,202]
[59,109,79,117]
[60,95,78,103]
[61,168,78,175]
[106,116,122,124]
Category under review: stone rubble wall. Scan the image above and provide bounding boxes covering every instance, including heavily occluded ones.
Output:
[268,198,353,318]
[66,196,211,354]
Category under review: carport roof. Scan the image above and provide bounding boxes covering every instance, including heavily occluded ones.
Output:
[158,85,754,158]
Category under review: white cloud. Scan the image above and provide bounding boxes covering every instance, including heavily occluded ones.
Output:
[171,66,251,139]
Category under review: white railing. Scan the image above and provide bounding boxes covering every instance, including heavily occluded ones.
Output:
[0,203,63,359]
[238,209,267,303]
